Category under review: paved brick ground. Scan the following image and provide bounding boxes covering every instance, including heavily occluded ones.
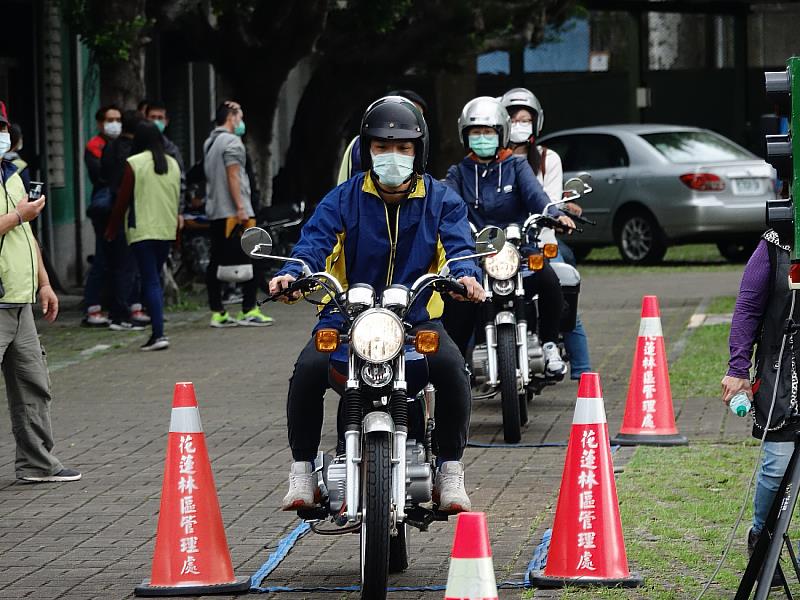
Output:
[0,269,745,599]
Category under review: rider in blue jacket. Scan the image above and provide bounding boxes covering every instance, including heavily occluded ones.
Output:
[443,96,574,377]
[270,97,485,514]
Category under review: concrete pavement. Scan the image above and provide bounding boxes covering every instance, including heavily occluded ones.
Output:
[0,268,745,599]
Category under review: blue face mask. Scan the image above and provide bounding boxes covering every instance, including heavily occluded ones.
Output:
[469,133,499,158]
[234,120,246,137]
[371,152,415,187]
[152,119,166,134]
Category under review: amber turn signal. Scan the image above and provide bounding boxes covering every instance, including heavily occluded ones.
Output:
[315,328,339,353]
[528,254,544,271]
[543,243,558,259]
[415,330,440,355]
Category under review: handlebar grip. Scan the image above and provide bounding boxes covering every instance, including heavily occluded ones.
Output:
[266,278,306,302]
[444,279,468,297]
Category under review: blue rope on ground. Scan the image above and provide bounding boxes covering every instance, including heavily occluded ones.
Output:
[527,528,552,574]
[467,441,568,448]
[250,521,311,591]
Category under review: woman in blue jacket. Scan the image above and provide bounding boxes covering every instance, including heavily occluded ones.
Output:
[443,96,574,377]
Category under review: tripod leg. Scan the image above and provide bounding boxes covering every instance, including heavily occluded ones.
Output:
[783,533,800,584]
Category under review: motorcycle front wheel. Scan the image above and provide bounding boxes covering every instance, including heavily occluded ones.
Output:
[360,432,392,599]
[497,324,522,443]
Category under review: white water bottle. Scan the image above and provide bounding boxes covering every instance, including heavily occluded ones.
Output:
[729,391,752,417]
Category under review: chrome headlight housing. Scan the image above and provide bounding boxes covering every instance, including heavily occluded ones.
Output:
[484,242,520,281]
[350,308,405,362]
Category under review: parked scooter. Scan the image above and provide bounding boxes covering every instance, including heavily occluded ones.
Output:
[469,174,593,443]
[241,225,503,600]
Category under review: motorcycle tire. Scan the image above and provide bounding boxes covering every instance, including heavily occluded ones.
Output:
[497,324,522,443]
[388,522,409,573]
[360,432,392,599]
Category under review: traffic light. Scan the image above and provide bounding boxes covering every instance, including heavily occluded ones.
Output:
[765,58,800,288]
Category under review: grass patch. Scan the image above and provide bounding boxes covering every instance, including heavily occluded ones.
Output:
[580,244,739,275]
[670,323,731,400]
[707,296,736,314]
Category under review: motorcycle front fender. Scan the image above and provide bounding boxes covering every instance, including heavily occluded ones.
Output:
[363,411,396,435]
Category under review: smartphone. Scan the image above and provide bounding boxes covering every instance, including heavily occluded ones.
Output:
[28,181,43,200]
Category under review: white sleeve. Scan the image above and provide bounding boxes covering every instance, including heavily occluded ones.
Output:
[542,148,563,203]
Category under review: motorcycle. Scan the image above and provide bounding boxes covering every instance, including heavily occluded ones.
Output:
[469,174,593,443]
[241,225,504,599]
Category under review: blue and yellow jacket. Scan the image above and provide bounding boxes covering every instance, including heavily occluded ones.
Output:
[278,172,480,330]
[445,152,552,230]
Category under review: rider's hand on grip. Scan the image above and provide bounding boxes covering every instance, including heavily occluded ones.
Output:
[449,276,485,303]
[268,274,300,303]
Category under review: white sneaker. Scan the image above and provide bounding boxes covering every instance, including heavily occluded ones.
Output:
[281,462,318,511]
[543,342,567,376]
[434,461,471,513]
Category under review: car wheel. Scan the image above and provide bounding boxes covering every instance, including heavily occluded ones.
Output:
[616,211,667,265]
[716,240,758,263]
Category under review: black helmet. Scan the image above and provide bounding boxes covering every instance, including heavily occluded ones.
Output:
[359,96,428,174]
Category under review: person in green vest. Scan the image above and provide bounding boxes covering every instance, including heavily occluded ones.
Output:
[0,108,81,482]
[105,121,180,351]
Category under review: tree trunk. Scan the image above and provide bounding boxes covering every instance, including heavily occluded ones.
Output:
[97,0,148,107]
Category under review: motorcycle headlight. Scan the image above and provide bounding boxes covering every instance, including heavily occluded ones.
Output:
[350,308,405,362]
[492,279,515,296]
[484,242,520,281]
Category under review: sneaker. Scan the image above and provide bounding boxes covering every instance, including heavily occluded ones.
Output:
[82,305,110,327]
[140,336,169,351]
[747,526,786,588]
[130,306,151,325]
[109,320,145,332]
[236,308,274,327]
[19,468,82,483]
[209,311,239,328]
[543,342,567,377]
[433,461,471,513]
[281,461,318,511]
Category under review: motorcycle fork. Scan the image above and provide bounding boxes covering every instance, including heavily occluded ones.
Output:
[345,350,361,523]
[483,291,499,386]
[392,356,408,523]
[515,274,529,386]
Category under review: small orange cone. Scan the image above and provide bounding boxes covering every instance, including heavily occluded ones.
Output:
[529,373,642,588]
[611,295,687,446]
[444,512,498,600]
[135,383,250,596]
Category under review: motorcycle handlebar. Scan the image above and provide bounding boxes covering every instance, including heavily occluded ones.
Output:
[563,210,596,227]
[432,278,468,297]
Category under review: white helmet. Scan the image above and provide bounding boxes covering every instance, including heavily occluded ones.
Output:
[457,96,510,150]
[500,88,544,137]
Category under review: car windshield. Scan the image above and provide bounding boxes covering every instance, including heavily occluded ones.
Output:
[640,131,754,163]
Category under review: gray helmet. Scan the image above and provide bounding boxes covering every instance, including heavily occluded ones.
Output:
[500,88,544,137]
[457,96,510,150]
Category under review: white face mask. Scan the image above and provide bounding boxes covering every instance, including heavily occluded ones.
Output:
[509,122,533,144]
[104,121,122,138]
[0,132,11,156]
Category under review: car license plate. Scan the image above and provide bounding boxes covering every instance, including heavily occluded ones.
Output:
[732,178,762,195]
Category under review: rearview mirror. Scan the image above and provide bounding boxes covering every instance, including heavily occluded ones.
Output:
[577,171,593,184]
[241,227,273,258]
[475,226,505,254]
[564,177,585,196]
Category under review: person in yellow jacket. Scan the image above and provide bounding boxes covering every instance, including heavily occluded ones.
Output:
[106,121,180,351]
[0,108,81,482]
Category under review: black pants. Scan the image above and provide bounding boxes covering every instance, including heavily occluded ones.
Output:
[286,321,471,463]
[206,218,259,313]
[442,263,564,358]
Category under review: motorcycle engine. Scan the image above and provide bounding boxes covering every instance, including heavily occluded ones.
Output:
[527,331,545,375]
[323,440,432,512]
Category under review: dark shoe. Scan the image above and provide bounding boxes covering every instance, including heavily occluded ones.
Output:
[747,526,787,588]
[19,468,82,483]
[140,336,169,351]
[109,320,145,332]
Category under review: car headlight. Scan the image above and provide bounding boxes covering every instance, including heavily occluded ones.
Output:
[350,308,405,362]
[484,242,520,281]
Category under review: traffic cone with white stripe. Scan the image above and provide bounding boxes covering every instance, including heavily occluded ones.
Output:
[529,373,642,588]
[611,295,687,446]
[135,382,250,596]
[444,512,498,600]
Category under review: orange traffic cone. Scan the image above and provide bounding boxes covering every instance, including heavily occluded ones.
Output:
[444,512,498,600]
[611,295,687,446]
[135,383,250,596]
[529,373,642,588]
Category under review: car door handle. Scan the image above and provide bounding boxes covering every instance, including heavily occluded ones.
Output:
[607,175,622,184]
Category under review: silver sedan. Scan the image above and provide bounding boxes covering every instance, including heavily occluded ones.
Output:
[538,124,776,264]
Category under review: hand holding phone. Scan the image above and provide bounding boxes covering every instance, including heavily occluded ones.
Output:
[28,181,43,200]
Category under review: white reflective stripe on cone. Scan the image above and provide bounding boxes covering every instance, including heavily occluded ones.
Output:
[169,407,203,433]
[444,557,498,599]
[572,397,608,425]
[638,317,663,337]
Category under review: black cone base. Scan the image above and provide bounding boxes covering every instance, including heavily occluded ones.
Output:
[135,576,251,596]
[529,570,644,588]
[611,432,688,446]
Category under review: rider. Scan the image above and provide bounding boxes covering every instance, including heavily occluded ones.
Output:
[501,87,592,380]
[443,96,574,377]
[270,96,485,514]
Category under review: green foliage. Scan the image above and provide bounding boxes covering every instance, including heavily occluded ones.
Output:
[61,0,150,65]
